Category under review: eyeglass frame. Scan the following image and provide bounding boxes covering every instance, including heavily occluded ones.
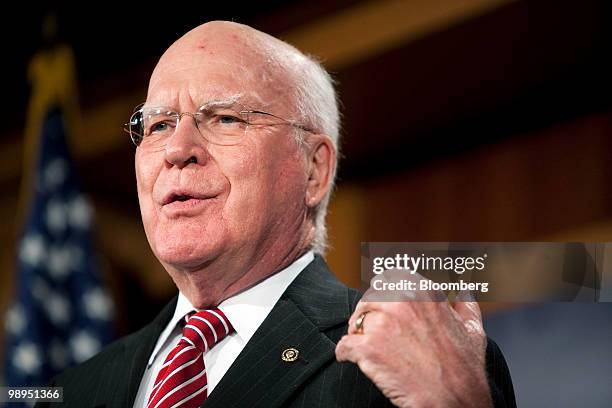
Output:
[123,102,316,147]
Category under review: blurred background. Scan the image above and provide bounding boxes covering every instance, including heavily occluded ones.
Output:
[1,0,612,406]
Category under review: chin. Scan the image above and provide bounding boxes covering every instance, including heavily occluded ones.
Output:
[155,242,219,270]
[149,220,227,269]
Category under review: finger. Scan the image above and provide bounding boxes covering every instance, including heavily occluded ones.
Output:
[455,288,476,303]
[415,276,449,302]
[347,309,370,335]
[335,334,367,363]
[362,271,392,301]
[452,296,484,336]
[348,309,376,335]
[452,292,482,322]
[348,300,381,333]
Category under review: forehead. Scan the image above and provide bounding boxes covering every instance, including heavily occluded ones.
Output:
[147,69,260,109]
[147,37,293,111]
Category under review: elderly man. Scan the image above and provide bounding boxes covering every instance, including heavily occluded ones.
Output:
[41,21,515,407]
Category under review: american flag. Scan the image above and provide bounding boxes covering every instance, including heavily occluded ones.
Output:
[2,106,114,399]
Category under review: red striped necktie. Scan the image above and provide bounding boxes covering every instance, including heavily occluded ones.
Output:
[147,309,234,408]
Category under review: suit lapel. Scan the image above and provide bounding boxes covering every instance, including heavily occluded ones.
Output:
[204,256,351,408]
[93,295,178,408]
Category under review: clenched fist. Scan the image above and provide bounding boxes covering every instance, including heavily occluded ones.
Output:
[336,275,492,408]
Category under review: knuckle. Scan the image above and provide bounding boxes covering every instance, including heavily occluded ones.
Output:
[464,319,485,337]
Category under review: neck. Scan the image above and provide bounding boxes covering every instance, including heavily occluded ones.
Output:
[167,224,314,308]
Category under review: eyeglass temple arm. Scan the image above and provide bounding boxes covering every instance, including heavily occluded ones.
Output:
[240,110,315,133]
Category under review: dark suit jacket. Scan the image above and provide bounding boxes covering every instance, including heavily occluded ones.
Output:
[38,255,516,407]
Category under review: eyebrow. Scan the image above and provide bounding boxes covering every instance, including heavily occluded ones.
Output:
[201,94,244,109]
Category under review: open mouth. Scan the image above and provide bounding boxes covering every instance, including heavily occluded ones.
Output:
[171,194,193,203]
[163,193,201,205]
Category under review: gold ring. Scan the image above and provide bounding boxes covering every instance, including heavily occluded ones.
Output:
[355,311,368,333]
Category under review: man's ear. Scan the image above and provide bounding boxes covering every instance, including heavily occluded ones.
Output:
[305,135,336,209]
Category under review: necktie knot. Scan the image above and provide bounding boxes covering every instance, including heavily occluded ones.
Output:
[181,309,234,353]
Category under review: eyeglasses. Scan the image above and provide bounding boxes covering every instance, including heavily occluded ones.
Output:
[123,102,314,148]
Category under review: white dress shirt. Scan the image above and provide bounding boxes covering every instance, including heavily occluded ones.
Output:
[133,251,314,407]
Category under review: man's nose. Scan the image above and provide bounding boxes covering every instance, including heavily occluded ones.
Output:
[164,116,209,168]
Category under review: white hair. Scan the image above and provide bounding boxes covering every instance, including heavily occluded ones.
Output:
[253,33,341,255]
[296,59,340,256]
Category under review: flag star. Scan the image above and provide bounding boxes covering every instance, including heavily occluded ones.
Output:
[70,330,101,363]
[13,341,42,375]
[19,234,47,267]
[68,195,92,229]
[83,288,113,320]
[5,304,26,335]
[49,339,69,370]
[68,245,83,269]
[48,245,72,278]
[46,199,67,234]
[47,292,71,325]
[31,277,50,302]
[44,158,68,189]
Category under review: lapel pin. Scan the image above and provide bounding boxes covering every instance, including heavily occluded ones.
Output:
[281,348,299,362]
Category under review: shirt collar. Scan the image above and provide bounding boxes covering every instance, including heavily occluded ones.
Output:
[147,291,196,367]
[218,250,314,345]
[148,250,314,366]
